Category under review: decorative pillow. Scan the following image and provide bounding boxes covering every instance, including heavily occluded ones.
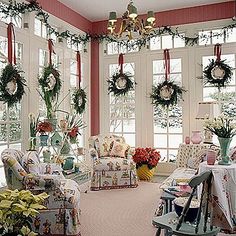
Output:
[21,151,40,173]
[187,149,207,169]
[95,136,115,157]
[110,141,130,158]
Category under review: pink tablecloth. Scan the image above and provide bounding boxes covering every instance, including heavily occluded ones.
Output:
[199,161,236,231]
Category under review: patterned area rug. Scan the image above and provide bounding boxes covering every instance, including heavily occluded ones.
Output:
[80,181,161,236]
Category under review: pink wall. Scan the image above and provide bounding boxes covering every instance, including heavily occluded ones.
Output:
[30,0,235,135]
[32,0,92,32]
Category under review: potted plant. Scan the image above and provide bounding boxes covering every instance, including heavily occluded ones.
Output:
[132,147,161,181]
[37,121,53,146]
[0,189,48,236]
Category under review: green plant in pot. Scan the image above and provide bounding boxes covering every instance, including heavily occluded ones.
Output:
[0,189,48,236]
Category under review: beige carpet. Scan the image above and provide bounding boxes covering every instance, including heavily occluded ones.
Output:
[80,182,161,236]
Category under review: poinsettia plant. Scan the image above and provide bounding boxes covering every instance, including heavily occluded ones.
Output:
[132,147,161,170]
[37,121,53,134]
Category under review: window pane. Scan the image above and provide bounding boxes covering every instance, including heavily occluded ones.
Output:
[107,42,119,55]
[199,31,211,45]
[169,134,182,148]
[154,119,167,133]
[70,74,77,87]
[123,119,135,132]
[154,134,167,148]
[162,35,172,49]
[34,18,41,36]
[0,124,7,143]
[10,123,21,142]
[153,60,164,74]
[169,74,182,84]
[222,102,236,118]
[159,150,167,162]
[174,34,185,48]
[123,104,135,118]
[0,167,6,187]
[150,36,161,50]
[212,29,224,44]
[169,149,178,161]
[110,120,122,132]
[153,75,165,85]
[9,104,21,121]
[226,28,236,43]
[110,105,122,119]
[123,133,135,147]
[0,102,7,121]
[171,59,181,73]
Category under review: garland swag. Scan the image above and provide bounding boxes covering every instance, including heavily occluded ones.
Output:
[0,64,26,107]
[1,1,236,50]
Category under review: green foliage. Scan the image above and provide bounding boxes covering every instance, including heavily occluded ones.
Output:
[72,88,87,114]
[38,64,61,119]
[108,72,136,96]
[150,80,186,109]
[1,1,236,50]
[0,64,26,107]
[0,189,48,235]
[202,59,232,90]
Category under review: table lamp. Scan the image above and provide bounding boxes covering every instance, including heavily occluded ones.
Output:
[196,101,220,143]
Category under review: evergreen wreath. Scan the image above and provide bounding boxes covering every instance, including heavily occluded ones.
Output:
[150,80,186,109]
[38,64,61,99]
[72,88,87,114]
[108,72,136,96]
[0,64,26,107]
[202,59,232,89]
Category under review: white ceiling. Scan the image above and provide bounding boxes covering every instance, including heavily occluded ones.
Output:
[58,0,231,22]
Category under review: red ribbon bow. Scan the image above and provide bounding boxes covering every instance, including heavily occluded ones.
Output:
[48,39,55,65]
[118,53,124,74]
[76,51,81,88]
[214,44,222,62]
[164,49,170,80]
[7,23,16,65]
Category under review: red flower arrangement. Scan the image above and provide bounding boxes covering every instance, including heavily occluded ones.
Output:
[37,121,53,134]
[68,126,79,138]
[132,147,161,170]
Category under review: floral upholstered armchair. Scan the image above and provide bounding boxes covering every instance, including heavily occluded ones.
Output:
[1,149,81,236]
[89,134,138,190]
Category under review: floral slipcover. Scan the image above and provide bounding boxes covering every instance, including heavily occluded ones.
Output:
[1,149,81,236]
[89,134,138,190]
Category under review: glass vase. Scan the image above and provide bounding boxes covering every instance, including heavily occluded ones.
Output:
[218,137,232,165]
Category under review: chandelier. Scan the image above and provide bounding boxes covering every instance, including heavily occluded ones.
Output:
[107,0,156,40]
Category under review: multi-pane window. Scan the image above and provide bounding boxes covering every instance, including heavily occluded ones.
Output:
[34,18,57,41]
[109,63,136,147]
[70,59,85,146]
[106,41,139,55]
[153,58,183,161]
[0,36,23,187]
[67,38,82,51]
[202,54,236,144]
[150,34,185,50]
[199,28,236,45]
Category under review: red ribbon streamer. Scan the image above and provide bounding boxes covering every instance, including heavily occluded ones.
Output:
[118,53,124,74]
[214,44,222,62]
[48,39,55,65]
[164,49,170,80]
[7,23,16,65]
[76,51,81,88]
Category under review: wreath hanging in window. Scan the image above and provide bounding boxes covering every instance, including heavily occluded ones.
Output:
[72,51,87,114]
[108,53,136,96]
[73,88,87,114]
[150,49,186,109]
[0,23,26,107]
[202,44,232,90]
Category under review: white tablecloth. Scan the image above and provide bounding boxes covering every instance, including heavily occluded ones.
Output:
[199,161,236,231]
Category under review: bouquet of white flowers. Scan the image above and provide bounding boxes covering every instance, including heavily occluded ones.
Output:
[204,114,236,138]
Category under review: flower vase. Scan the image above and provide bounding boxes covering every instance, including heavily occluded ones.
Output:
[136,164,155,181]
[191,131,202,144]
[218,137,232,165]
[40,134,49,146]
